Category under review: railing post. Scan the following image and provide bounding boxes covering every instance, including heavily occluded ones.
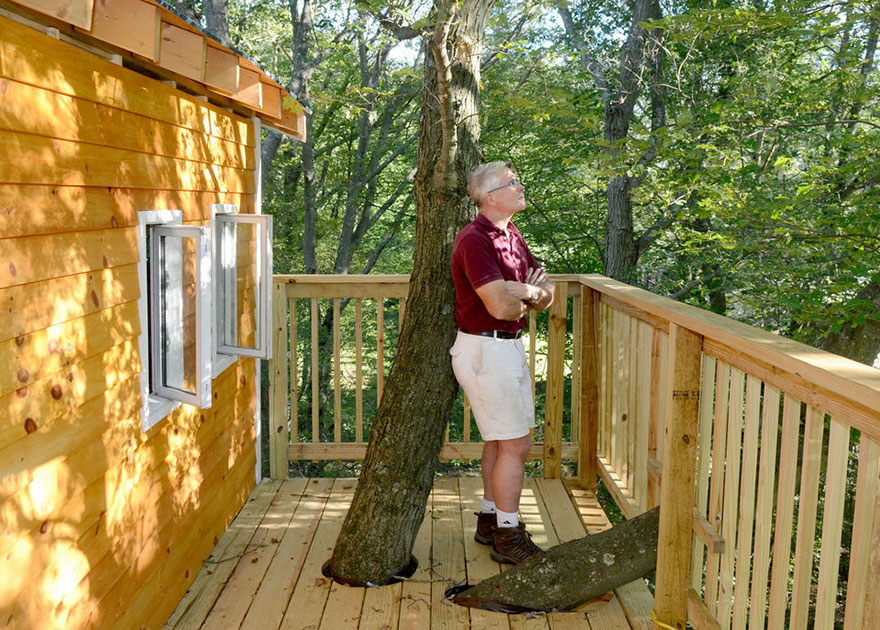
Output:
[578,284,599,490]
[268,281,289,479]
[654,323,703,629]
[543,281,568,478]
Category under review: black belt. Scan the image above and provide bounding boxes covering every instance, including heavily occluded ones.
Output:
[459,329,523,339]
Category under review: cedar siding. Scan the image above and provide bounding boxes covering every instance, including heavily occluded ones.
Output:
[1,14,259,630]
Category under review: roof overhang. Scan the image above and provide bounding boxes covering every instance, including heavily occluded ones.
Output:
[0,0,308,140]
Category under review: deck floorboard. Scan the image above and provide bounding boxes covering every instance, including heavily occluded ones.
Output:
[167,478,653,630]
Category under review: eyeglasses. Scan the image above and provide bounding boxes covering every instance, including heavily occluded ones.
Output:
[486,178,522,194]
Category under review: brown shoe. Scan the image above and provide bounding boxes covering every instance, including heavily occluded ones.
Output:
[491,526,543,564]
[474,512,525,546]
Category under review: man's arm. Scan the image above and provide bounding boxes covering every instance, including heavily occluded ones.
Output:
[504,268,555,311]
[475,280,531,321]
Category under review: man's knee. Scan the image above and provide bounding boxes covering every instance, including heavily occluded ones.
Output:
[498,434,531,459]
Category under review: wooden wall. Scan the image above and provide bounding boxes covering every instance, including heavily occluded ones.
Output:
[0,16,259,630]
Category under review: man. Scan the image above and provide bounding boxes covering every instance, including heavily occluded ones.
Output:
[450,161,554,564]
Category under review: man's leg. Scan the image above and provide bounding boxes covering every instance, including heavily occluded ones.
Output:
[481,440,499,502]
[491,434,531,517]
[489,434,543,564]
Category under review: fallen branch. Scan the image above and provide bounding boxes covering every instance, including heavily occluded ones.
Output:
[451,507,659,613]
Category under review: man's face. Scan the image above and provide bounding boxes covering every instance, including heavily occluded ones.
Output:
[487,169,526,214]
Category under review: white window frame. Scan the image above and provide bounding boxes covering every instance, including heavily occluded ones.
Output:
[137,210,213,431]
[150,224,213,408]
[212,204,273,361]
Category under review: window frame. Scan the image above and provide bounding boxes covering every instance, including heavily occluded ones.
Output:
[212,205,273,361]
[149,223,213,409]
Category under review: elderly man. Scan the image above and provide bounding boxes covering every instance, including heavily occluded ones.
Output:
[449,161,554,564]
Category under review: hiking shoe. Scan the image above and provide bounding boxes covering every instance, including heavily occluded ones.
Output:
[490,526,544,564]
[474,512,525,546]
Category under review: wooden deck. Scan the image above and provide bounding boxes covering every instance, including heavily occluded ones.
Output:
[165,477,654,630]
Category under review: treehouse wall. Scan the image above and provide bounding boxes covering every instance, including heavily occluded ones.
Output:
[0,16,259,630]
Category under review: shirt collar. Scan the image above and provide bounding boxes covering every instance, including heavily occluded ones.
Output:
[475,212,518,236]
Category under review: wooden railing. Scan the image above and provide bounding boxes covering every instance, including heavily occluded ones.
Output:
[268,273,880,629]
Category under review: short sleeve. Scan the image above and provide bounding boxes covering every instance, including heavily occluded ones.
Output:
[458,232,503,290]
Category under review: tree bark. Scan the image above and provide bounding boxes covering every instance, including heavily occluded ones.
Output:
[452,507,659,612]
[326,0,494,586]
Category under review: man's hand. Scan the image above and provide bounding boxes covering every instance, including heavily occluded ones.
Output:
[503,267,554,311]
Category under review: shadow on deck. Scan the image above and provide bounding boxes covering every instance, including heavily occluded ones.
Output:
[165,477,654,629]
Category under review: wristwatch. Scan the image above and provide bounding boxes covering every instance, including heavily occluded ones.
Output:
[529,288,540,304]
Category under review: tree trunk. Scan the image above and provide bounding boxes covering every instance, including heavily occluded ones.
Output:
[326,0,494,586]
[452,507,659,612]
[820,280,880,366]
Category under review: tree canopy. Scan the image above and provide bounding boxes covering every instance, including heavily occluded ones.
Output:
[178,0,879,366]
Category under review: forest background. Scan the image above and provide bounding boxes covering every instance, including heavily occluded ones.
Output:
[170,0,879,462]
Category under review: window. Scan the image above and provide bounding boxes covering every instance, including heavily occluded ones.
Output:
[212,205,273,361]
[137,206,273,431]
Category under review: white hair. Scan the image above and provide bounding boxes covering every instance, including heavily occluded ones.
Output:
[467,161,515,207]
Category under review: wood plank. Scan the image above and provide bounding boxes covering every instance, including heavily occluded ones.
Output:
[376,297,384,404]
[544,281,567,478]
[278,479,356,630]
[239,478,334,630]
[0,15,252,145]
[355,298,363,443]
[0,226,137,290]
[748,385,780,629]
[578,286,599,490]
[90,0,159,60]
[0,185,253,240]
[789,407,825,630]
[766,395,801,629]
[204,44,239,93]
[0,300,139,398]
[633,322,651,510]
[571,291,581,443]
[269,285,289,479]
[731,375,761,629]
[311,298,319,444]
[198,478,310,628]
[236,67,262,109]
[333,298,341,444]
[717,368,745,628]
[159,21,206,81]
[565,482,612,534]
[615,580,654,630]
[703,361,730,614]
[0,130,254,193]
[647,329,663,509]
[596,456,640,520]
[687,588,721,630]
[398,490,432,630]
[319,581,366,629]
[691,354,717,590]
[692,512,724,554]
[165,479,285,629]
[599,292,669,333]
[813,419,850,629]
[625,317,635,493]
[260,81,283,119]
[653,323,703,630]
[578,275,880,441]
[13,0,94,28]
[360,583,403,630]
[0,263,139,343]
[458,477,511,630]
[0,77,252,170]
[290,298,299,447]
[430,477,469,629]
[843,436,880,630]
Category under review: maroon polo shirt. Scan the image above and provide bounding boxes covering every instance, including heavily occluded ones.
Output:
[451,213,540,333]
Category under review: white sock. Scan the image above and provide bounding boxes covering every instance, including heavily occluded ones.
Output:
[496,509,519,528]
[481,499,497,514]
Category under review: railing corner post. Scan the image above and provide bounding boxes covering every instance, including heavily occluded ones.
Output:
[268,280,289,480]
[654,323,703,629]
[578,284,599,491]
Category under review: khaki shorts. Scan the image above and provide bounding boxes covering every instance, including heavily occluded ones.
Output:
[449,330,535,441]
